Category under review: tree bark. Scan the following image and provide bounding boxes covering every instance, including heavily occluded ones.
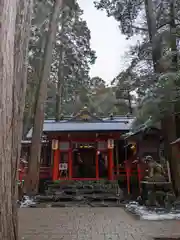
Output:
[55,45,65,121]
[169,0,180,137]
[161,115,180,195]
[26,0,63,195]
[144,0,180,195]
[12,0,33,234]
[0,0,17,239]
[144,0,161,72]
[169,0,178,73]
[55,2,66,121]
[167,0,180,195]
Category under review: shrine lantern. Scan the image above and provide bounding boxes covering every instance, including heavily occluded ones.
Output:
[52,139,59,150]
[129,141,137,155]
[108,139,114,149]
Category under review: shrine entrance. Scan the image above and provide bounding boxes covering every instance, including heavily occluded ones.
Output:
[52,137,113,181]
[72,143,96,178]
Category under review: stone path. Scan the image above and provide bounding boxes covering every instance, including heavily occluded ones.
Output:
[19,208,180,240]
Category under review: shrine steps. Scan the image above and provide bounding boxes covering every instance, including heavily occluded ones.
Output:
[35,180,124,207]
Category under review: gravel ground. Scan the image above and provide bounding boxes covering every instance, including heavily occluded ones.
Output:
[19,207,180,240]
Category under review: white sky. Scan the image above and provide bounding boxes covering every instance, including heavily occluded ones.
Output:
[78,0,134,84]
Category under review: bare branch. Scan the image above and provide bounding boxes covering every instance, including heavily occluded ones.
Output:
[131,25,148,31]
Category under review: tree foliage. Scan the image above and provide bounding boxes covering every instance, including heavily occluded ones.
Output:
[24,0,97,127]
[95,0,180,123]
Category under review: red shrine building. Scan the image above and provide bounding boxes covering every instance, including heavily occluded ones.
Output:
[21,107,135,182]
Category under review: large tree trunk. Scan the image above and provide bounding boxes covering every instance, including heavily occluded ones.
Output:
[162,115,180,195]
[55,3,66,121]
[144,0,180,195]
[26,0,63,195]
[169,0,178,73]
[160,0,180,195]
[0,0,17,239]
[12,0,33,232]
[144,0,161,72]
[23,36,47,137]
[168,0,180,195]
[55,45,65,121]
[169,0,179,136]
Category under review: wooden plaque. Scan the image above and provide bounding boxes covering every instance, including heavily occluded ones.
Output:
[108,139,114,149]
[59,163,68,170]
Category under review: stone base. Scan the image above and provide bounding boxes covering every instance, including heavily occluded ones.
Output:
[34,180,124,207]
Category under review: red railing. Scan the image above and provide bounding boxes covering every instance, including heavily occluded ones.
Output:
[18,166,52,182]
[18,160,148,195]
[114,161,148,194]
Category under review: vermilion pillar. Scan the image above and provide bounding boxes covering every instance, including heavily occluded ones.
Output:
[95,150,99,180]
[68,142,72,179]
[53,149,59,181]
[108,148,114,180]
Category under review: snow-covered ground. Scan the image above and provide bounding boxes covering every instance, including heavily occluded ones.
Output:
[20,196,36,208]
[19,196,180,221]
[126,201,180,220]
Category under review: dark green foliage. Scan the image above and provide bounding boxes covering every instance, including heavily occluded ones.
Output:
[95,0,180,124]
[94,0,144,38]
[24,0,96,129]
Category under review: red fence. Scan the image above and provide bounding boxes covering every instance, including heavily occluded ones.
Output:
[19,166,51,182]
[114,161,148,194]
[18,160,148,195]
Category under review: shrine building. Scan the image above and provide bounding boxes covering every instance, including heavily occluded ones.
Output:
[22,107,134,182]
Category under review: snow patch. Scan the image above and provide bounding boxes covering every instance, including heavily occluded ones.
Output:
[126,201,180,220]
[20,196,36,208]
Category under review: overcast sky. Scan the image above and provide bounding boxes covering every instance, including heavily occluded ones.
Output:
[78,0,134,84]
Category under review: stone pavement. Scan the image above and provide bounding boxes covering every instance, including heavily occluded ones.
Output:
[19,208,180,240]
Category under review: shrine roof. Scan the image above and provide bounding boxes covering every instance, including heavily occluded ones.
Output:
[171,137,180,145]
[123,118,161,139]
[26,107,135,138]
[26,117,134,138]
[43,116,135,122]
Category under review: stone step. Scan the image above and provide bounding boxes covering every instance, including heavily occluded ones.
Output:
[47,187,119,193]
[36,193,122,203]
[40,180,123,207]
[50,202,89,207]
[46,181,120,197]
[49,201,123,208]
[35,195,54,202]
[87,201,123,207]
[63,189,77,195]
[46,180,119,189]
